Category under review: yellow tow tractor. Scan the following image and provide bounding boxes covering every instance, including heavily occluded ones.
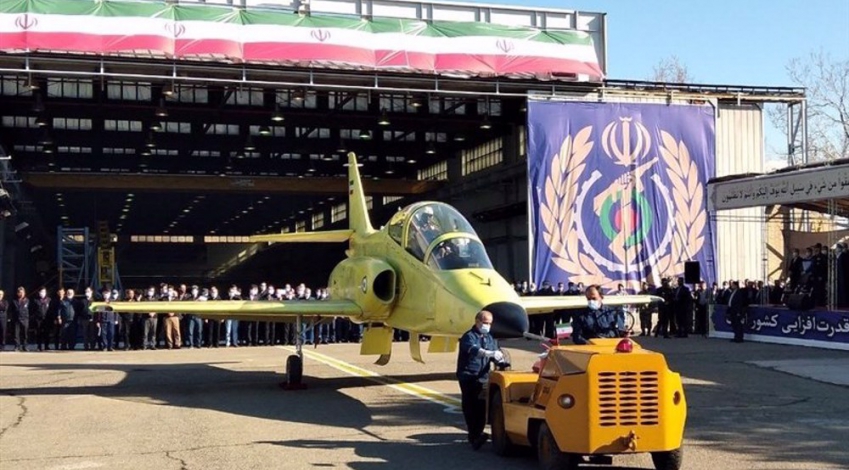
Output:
[488,337,686,470]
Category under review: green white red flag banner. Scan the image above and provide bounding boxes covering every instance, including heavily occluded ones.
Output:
[0,0,603,80]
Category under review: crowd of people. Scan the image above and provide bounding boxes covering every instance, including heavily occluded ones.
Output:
[0,282,365,352]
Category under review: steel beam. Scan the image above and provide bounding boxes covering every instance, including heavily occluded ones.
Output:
[23,172,440,195]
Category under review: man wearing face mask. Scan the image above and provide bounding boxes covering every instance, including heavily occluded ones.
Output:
[185,285,203,348]
[205,286,221,348]
[75,287,96,350]
[571,286,625,345]
[32,287,51,351]
[456,310,505,451]
[142,287,158,350]
[224,286,241,347]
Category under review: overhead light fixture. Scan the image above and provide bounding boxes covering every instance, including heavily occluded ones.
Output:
[24,75,39,91]
[162,82,175,97]
[407,158,417,164]
[336,140,347,153]
[145,133,156,148]
[140,148,152,157]
[479,114,492,130]
[32,93,45,113]
[270,104,284,122]
[44,145,54,155]
[453,134,466,142]
[244,135,256,151]
[38,129,53,146]
[358,129,372,140]
[259,125,271,136]
[321,154,333,161]
[425,143,436,155]
[155,97,168,117]
[377,109,390,126]
[150,121,163,131]
[385,168,394,175]
[292,88,306,102]
[408,94,423,108]
[35,115,49,127]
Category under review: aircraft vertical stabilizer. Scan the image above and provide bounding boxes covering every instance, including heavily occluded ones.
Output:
[347,152,375,235]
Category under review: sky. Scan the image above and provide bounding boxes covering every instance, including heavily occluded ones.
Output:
[465,0,849,161]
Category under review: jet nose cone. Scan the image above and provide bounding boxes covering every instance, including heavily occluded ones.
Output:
[484,302,529,339]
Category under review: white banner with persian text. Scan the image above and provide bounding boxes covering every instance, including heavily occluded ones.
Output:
[708,165,849,211]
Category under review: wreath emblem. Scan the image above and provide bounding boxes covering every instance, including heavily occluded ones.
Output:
[540,124,706,289]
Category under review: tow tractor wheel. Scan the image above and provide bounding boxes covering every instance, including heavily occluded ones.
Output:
[286,354,303,386]
[537,422,579,470]
[490,390,518,457]
[651,448,683,470]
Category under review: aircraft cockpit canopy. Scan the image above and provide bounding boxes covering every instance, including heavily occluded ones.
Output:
[387,203,493,271]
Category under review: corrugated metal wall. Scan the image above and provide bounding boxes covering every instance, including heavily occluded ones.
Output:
[715,104,765,283]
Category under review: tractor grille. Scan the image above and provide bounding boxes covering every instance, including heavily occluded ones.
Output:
[597,371,659,427]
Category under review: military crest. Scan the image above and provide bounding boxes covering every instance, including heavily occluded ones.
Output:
[529,101,715,290]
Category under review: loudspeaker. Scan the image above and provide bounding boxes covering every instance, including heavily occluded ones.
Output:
[785,293,814,311]
[684,261,701,285]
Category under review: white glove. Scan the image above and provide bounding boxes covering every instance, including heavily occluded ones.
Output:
[479,349,496,359]
[493,350,505,363]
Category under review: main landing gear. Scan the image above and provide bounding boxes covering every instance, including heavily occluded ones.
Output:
[281,314,307,390]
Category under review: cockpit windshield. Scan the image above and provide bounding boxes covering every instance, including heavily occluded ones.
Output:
[406,203,478,260]
[426,237,493,271]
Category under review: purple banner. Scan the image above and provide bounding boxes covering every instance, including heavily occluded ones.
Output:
[528,101,716,291]
[713,305,849,345]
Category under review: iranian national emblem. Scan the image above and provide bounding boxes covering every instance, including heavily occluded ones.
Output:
[311,29,330,42]
[165,21,186,38]
[15,14,37,30]
[539,117,707,289]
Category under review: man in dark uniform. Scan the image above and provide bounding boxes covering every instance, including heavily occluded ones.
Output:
[674,277,693,338]
[11,287,30,351]
[97,287,118,351]
[76,287,95,350]
[32,287,51,351]
[655,278,674,338]
[571,286,625,344]
[456,310,505,451]
[58,289,77,350]
[726,281,746,342]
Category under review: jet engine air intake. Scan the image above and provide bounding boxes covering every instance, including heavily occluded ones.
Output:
[328,256,396,321]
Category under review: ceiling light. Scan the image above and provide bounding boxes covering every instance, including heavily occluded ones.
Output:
[38,129,53,146]
[270,104,284,122]
[425,143,436,155]
[183,209,190,213]
[35,115,49,127]
[150,121,163,131]
[453,134,465,142]
[244,136,256,151]
[336,140,347,153]
[122,208,129,213]
[259,125,271,136]
[479,114,492,130]
[358,130,372,141]
[140,148,152,156]
[408,158,417,164]
[162,83,175,97]
[292,88,305,102]
[24,75,39,91]
[385,168,394,175]
[32,94,45,113]
[145,133,156,148]
[377,109,390,126]
[408,94,423,108]
[155,97,168,117]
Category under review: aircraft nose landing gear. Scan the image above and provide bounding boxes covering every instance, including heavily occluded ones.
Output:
[281,314,308,390]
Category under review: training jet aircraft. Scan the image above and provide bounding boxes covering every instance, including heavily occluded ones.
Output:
[96,152,660,386]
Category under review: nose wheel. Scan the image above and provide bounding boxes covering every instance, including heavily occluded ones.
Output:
[280,314,308,390]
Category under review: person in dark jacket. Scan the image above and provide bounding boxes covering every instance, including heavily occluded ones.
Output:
[571,286,625,345]
[456,310,505,451]
[11,287,30,351]
[726,281,746,343]
[31,287,51,351]
[58,289,77,350]
[0,290,8,352]
[75,287,95,350]
[97,287,119,351]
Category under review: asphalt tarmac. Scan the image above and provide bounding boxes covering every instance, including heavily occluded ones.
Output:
[1,336,848,470]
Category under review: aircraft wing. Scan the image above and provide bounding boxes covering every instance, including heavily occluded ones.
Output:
[91,300,362,322]
[249,229,353,243]
[519,295,664,315]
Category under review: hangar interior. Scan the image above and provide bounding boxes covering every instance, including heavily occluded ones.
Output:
[0,0,808,292]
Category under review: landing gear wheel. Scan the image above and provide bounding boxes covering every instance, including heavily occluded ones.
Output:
[537,422,579,470]
[490,390,518,457]
[280,354,307,390]
[651,448,683,470]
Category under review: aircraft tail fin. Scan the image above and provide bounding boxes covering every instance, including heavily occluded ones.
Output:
[347,152,375,235]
